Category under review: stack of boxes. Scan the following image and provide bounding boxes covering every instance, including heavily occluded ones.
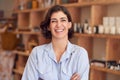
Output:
[102,17,120,34]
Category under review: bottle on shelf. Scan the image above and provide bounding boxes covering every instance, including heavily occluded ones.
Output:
[32,0,39,9]
[19,1,24,10]
[83,19,89,33]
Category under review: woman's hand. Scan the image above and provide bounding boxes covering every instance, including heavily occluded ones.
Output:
[70,73,80,80]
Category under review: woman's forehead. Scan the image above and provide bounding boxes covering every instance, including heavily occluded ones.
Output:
[51,11,67,19]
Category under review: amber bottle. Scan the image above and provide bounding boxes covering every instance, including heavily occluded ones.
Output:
[32,0,38,9]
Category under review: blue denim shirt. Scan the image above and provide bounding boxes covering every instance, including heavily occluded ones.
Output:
[22,41,89,80]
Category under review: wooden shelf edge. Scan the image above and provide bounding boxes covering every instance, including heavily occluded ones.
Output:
[0,17,16,20]
[13,50,30,57]
[90,65,120,75]
[74,33,120,39]
[60,1,120,8]
[13,31,40,35]
[74,33,93,37]
[13,69,23,75]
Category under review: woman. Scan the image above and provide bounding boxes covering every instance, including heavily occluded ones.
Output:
[22,5,89,80]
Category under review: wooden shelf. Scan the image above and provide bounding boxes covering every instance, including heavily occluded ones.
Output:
[13,69,23,75]
[0,17,16,20]
[13,1,120,13]
[74,33,93,37]
[74,33,120,39]
[66,1,119,7]
[13,31,40,35]
[13,50,29,57]
[91,65,120,76]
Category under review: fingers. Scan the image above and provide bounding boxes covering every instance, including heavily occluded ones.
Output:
[70,73,80,80]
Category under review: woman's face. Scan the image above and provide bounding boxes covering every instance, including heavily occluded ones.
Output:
[49,11,71,40]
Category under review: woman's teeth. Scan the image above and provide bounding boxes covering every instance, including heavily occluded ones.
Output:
[55,29,63,32]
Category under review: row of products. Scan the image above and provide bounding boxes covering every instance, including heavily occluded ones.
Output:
[73,19,91,34]
[18,0,56,10]
[73,17,120,35]
[91,59,120,71]
[93,25,120,35]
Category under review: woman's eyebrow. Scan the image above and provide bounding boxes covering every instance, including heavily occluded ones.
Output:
[60,17,67,19]
[51,17,67,20]
[50,18,57,20]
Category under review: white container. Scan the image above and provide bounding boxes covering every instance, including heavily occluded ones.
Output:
[110,26,116,34]
[88,27,92,34]
[93,27,97,34]
[103,17,109,26]
[116,17,120,27]
[116,27,120,34]
[74,23,77,32]
[98,25,104,34]
[104,27,110,34]
[109,17,115,27]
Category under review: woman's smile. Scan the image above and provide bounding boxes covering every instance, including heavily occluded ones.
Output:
[55,28,64,33]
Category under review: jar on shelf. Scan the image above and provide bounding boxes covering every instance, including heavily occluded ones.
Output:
[32,0,39,9]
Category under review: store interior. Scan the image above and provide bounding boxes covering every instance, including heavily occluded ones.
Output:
[0,0,120,80]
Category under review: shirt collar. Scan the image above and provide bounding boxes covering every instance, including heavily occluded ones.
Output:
[44,42,56,62]
[44,41,74,63]
[60,41,74,62]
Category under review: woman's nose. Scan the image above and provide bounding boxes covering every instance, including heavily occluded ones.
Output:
[56,21,61,27]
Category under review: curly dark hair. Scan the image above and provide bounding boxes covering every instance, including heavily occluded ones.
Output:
[40,5,74,39]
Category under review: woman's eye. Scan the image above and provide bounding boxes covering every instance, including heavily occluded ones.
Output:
[51,20,57,23]
[61,19,67,22]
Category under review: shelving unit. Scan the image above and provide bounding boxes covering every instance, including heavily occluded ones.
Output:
[91,65,120,76]
[12,0,120,80]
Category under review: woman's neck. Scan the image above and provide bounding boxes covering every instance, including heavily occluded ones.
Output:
[52,38,68,62]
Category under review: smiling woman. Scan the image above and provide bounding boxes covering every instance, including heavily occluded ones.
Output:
[22,5,90,80]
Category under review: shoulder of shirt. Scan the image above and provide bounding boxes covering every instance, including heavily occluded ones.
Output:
[29,43,50,60]
[36,43,48,48]
[71,43,88,54]
[30,43,50,55]
[32,43,49,51]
